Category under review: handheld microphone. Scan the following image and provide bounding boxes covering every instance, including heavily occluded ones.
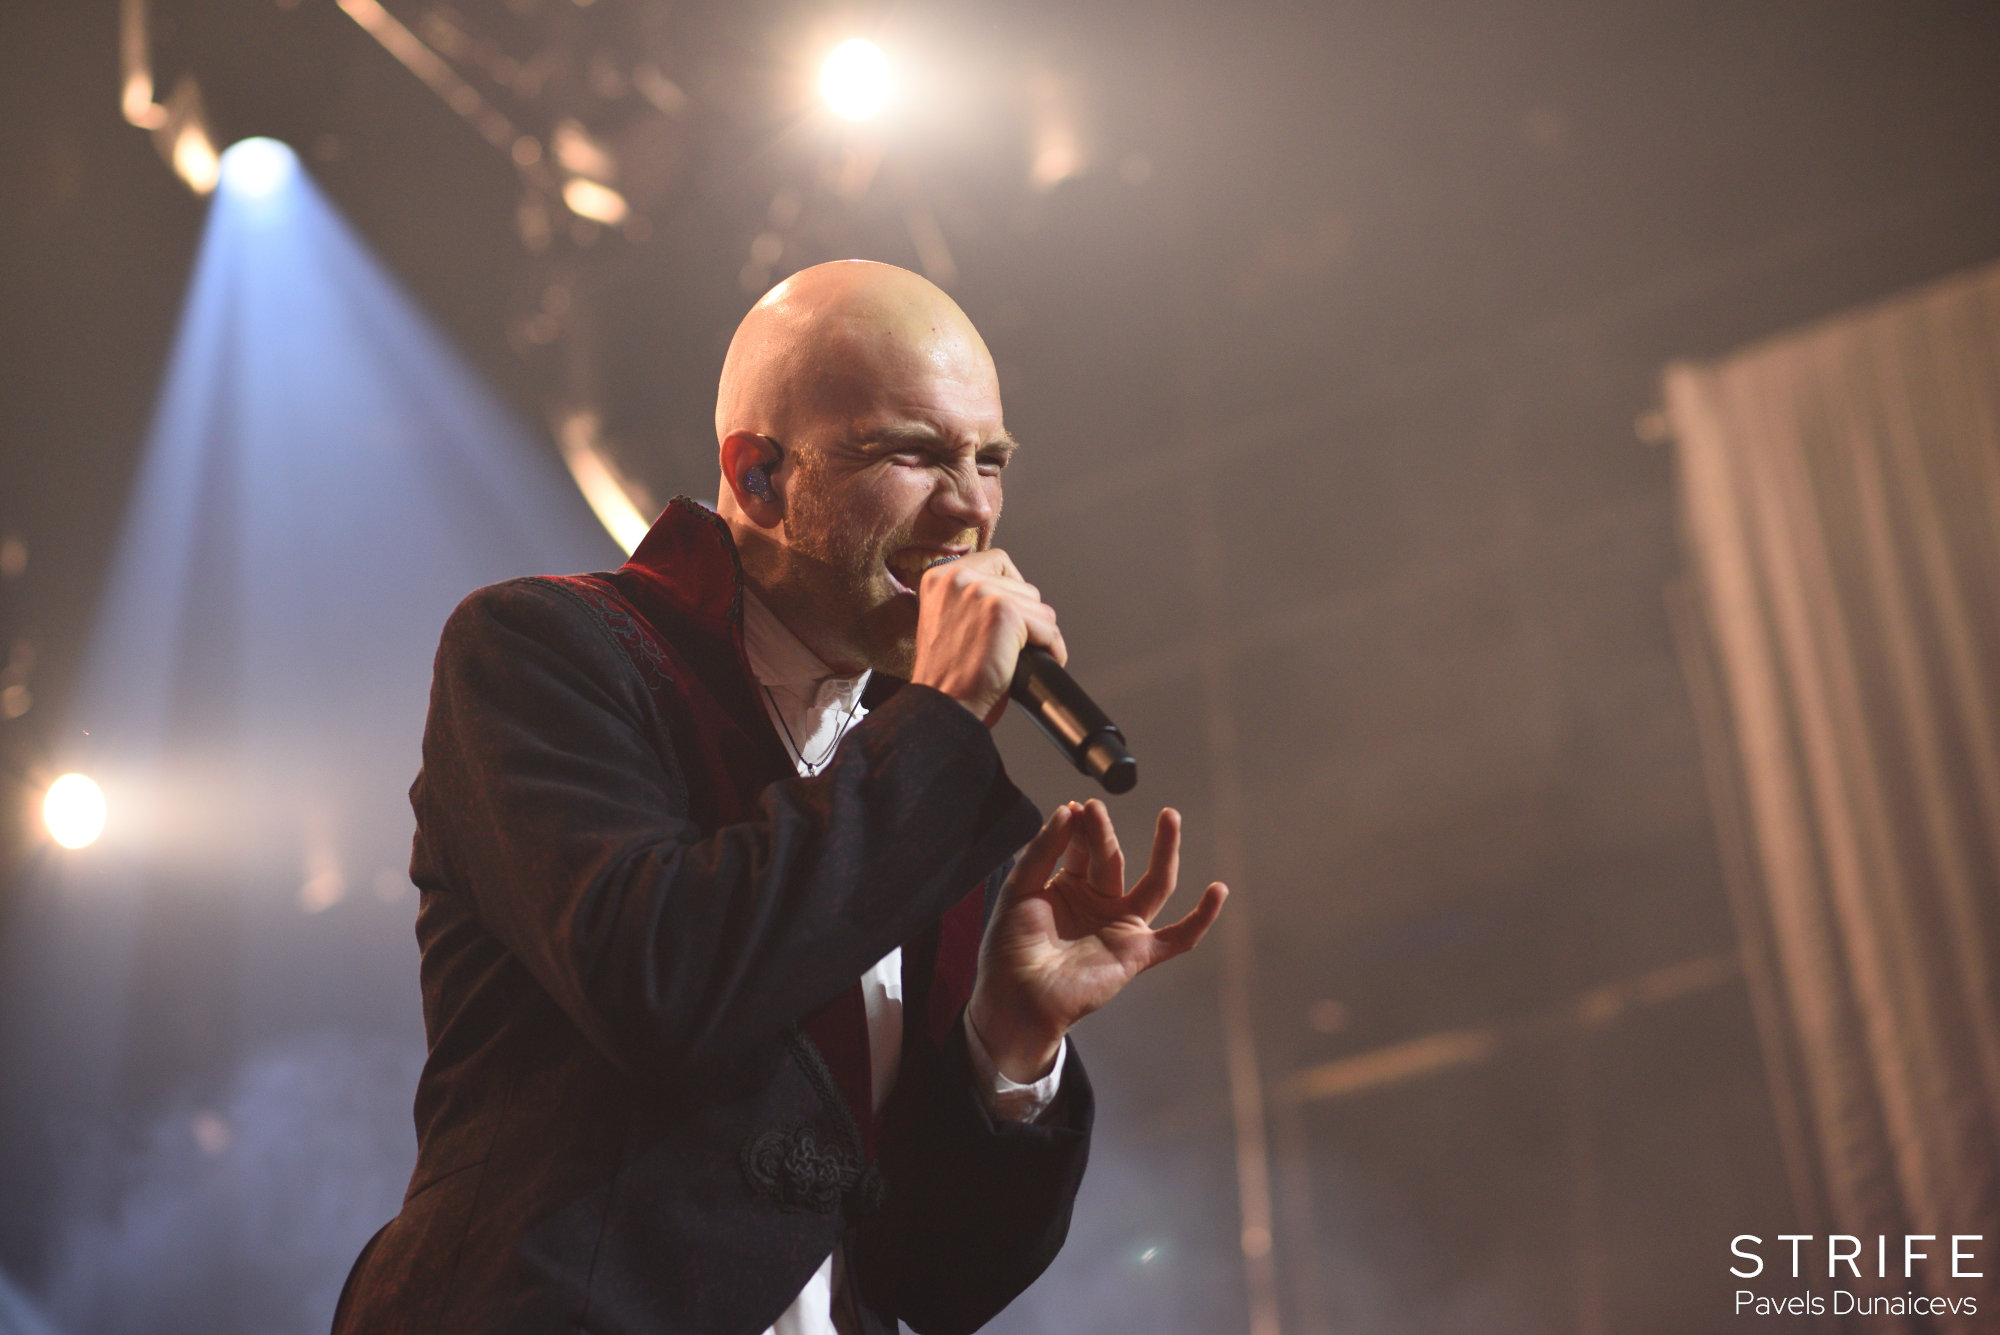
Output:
[1010,646,1139,794]
[925,555,1138,794]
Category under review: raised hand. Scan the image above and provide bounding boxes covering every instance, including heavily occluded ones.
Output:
[966,799,1229,1082]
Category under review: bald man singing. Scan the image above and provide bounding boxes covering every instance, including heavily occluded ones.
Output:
[333,261,1226,1335]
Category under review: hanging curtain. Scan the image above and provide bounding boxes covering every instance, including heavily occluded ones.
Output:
[1668,259,2000,1331]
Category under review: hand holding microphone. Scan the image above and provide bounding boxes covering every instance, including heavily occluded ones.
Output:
[910,551,1137,793]
[910,550,1059,724]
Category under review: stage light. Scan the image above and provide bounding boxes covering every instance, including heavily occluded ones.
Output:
[43,774,106,850]
[120,0,168,129]
[122,72,166,130]
[551,120,616,184]
[820,39,890,121]
[556,411,651,555]
[66,145,616,884]
[561,177,629,225]
[218,137,296,198]
[171,123,221,195]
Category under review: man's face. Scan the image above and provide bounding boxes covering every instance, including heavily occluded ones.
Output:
[777,349,1014,676]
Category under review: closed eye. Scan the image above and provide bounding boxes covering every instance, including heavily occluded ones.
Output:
[867,432,1014,474]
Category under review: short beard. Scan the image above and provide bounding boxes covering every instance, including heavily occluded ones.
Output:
[776,451,919,676]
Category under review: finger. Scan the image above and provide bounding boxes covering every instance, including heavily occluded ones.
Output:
[1059,801,1091,879]
[932,552,1038,604]
[975,587,1054,651]
[954,548,1026,589]
[1021,622,1068,669]
[940,573,1041,620]
[1042,621,1069,667]
[1083,799,1125,895]
[1001,600,1068,669]
[959,569,1063,669]
[1005,804,1076,906]
[955,547,1011,574]
[965,571,1043,604]
[1054,799,1117,891]
[1126,808,1182,922]
[1148,882,1228,960]
[963,571,1063,666]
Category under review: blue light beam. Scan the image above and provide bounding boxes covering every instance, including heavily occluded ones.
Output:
[0,137,621,1335]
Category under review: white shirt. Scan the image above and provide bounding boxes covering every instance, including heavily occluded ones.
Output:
[742,591,1064,1335]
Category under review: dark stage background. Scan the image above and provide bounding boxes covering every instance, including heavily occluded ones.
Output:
[3,3,1999,1333]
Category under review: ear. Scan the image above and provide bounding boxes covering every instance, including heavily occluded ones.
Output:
[719,430,785,526]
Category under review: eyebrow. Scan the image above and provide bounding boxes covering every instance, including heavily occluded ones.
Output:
[866,426,1020,458]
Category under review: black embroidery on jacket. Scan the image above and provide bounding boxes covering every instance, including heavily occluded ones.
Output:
[739,1033,885,1215]
[535,575,674,699]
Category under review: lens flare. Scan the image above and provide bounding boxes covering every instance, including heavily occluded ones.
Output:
[820,39,891,121]
[43,773,106,850]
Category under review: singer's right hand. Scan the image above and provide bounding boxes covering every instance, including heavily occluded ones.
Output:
[911,549,1067,726]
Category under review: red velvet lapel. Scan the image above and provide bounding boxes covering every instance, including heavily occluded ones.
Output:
[566,497,955,1159]
[927,888,987,1052]
[617,497,744,645]
[804,985,877,1157]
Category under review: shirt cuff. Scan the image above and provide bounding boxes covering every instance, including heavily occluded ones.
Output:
[962,1012,1066,1124]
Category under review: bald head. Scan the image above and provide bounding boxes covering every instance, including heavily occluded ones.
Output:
[709,261,1015,674]
[715,260,998,448]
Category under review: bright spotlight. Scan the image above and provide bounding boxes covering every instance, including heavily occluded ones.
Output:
[43,773,106,850]
[820,39,890,121]
[561,177,630,226]
[171,124,221,195]
[219,137,296,198]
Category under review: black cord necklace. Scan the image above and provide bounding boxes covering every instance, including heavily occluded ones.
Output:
[763,681,863,775]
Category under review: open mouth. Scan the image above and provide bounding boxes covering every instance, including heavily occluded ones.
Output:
[885,548,961,594]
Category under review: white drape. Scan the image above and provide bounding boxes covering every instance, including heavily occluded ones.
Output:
[1669,259,2000,1332]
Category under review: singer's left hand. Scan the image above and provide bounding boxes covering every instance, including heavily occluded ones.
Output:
[966,800,1229,1083]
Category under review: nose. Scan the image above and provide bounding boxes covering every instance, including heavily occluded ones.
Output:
[929,458,996,533]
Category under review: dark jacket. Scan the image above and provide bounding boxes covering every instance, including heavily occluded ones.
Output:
[333,498,1092,1335]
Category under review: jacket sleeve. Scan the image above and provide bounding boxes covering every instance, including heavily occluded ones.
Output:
[410,577,1043,1080]
[850,1015,1094,1335]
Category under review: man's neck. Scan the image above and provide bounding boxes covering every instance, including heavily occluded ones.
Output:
[741,575,871,678]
